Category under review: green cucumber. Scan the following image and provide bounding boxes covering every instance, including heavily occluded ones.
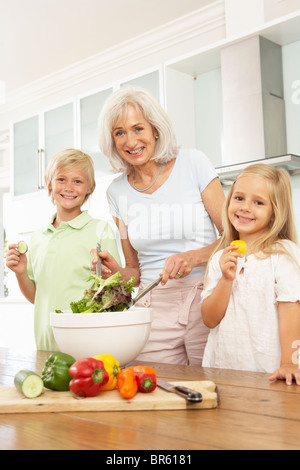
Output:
[14,370,44,398]
[17,241,28,254]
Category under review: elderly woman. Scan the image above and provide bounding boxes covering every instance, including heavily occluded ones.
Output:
[94,86,225,365]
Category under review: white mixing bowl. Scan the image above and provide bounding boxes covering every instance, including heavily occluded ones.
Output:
[50,308,153,366]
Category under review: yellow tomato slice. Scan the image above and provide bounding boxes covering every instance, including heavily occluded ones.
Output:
[230,240,247,254]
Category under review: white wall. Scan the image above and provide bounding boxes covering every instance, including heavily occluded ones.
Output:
[1,0,211,94]
[0,300,35,349]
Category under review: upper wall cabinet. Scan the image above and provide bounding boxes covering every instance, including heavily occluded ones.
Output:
[120,69,161,103]
[44,102,75,169]
[79,86,114,176]
[164,51,223,169]
[13,115,40,197]
[12,100,76,197]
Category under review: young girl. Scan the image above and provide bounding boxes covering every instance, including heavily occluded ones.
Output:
[201,164,300,385]
[6,149,121,351]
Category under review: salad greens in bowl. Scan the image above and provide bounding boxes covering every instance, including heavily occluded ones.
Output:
[58,272,136,314]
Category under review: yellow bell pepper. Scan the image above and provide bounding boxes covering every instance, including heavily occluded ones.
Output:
[93,354,120,391]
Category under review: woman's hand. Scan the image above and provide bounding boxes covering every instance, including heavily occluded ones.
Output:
[160,252,193,286]
[6,244,27,276]
[219,246,244,282]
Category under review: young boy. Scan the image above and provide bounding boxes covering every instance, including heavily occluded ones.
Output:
[6,149,121,351]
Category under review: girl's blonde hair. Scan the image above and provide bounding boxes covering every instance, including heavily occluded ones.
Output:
[45,148,96,204]
[218,164,298,259]
[98,86,179,174]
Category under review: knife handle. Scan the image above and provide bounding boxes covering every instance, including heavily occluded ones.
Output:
[173,385,203,402]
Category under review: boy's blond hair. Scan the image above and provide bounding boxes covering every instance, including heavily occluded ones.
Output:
[218,164,298,259]
[45,148,96,204]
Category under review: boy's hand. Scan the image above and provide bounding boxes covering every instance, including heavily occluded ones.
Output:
[220,246,244,282]
[6,243,27,276]
[269,364,300,386]
[90,249,117,279]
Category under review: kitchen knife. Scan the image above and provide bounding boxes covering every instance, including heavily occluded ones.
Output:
[96,243,102,276]
[157,379,203,402]
[131,276,163,306]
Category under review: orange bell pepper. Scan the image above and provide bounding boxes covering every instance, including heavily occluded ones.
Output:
[127,365,157,376]
[117,369,138,399]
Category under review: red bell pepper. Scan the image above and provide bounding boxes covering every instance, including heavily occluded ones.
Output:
[68,358,109,397]
[136,372,157,393]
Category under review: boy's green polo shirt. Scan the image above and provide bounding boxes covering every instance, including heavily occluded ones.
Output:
[27,211,121,352]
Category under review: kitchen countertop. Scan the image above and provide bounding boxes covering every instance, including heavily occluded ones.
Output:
[0,347,300,450]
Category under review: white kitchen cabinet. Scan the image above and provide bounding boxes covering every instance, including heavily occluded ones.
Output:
[12,100,76,197]
[120,69,162,104]
[165,62,223,168]
[12,115,40,197]
[44,101,75,169]
[79,86,114,176]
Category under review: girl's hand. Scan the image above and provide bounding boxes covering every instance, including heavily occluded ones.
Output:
[269,364,300,386]
[219,246,244,282]
[90,249,116,279]
[6,244,27,276]
[160,253,192,286]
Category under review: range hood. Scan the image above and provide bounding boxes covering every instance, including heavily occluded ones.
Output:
[216,154,300,185]
[221,36,288,167]
[216,35,300,185]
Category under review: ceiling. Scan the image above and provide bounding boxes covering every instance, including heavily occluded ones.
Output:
[0,0,208,94]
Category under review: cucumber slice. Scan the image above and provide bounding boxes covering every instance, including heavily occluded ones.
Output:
[14,370,44,398]
[17,241,28,254]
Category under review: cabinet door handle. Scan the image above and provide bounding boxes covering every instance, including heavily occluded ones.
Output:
[37,149,45,190]
[40,149,45,189]
[36,149,41,189]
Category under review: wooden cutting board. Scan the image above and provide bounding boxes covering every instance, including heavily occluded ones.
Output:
[0,381,219,414]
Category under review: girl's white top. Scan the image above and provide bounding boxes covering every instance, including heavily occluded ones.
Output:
[201,240,300,373]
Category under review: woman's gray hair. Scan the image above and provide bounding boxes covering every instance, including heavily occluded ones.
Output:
[98,86,179,174]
